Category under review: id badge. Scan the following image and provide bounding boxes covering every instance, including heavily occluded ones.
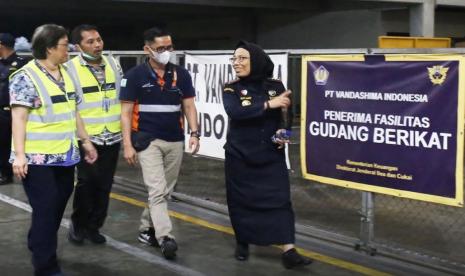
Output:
[102,96,110,112]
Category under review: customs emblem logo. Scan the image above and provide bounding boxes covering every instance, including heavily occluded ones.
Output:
[427,65,449,85]
[314,65,329,85]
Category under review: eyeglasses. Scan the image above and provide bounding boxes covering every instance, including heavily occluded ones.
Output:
[149,45,174,53]
[229,56,249,64]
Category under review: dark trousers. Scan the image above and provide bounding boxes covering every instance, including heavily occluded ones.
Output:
[0,109,12,179]
[23,165,75,276]
[71,142,120,232]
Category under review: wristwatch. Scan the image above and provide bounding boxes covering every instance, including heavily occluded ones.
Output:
[190,130,200,139]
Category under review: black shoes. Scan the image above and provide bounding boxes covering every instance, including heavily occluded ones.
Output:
[138,228,159,247]
[68,223,85,245]
[86,230,106,244]
[0,176,13,185]
[139,231,175,260]
[234,242,249,261]
[68,223,106,245]
[160,236,178,260]
[282,248,313,269]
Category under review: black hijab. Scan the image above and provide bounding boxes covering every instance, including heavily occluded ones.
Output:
[234,40,274,82]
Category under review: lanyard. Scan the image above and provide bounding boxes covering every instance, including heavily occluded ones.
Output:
[85,63,112,112]
[146,61,177,90]
[35,60,66,94]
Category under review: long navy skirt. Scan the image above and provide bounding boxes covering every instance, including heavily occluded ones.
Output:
[225,153,295,245]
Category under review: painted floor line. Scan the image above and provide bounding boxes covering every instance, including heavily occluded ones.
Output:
[0,192,205,276]
[109,192,391,276]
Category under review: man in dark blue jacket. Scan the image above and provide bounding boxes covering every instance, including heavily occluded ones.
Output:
[0,33,27,185]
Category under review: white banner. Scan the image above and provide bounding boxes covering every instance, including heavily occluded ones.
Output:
[184,53,288,159]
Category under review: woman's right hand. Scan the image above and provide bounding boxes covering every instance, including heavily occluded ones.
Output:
[13,154,28,180]
[124,145,138,166]
[268,90,291,109]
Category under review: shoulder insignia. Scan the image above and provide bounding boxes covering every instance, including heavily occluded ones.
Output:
[226,78,240,85]
[223,87,235,93]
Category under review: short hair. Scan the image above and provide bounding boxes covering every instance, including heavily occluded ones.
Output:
[31,24,68,59]
[71,24,98,44]
[143,27,170,44]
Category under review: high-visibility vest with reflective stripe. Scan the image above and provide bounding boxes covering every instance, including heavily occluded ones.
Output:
[67,55,121,135]
[11,60,77,154]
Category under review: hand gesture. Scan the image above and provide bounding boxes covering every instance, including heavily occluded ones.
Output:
[268,90,291,109]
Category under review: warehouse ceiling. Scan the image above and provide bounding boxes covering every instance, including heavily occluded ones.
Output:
[1,0,463,49]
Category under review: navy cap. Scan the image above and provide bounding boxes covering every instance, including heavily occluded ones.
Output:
[0,33,15,48]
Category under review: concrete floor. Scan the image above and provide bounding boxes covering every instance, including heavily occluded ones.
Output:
[0,151,461,276]
[0,181,362,276]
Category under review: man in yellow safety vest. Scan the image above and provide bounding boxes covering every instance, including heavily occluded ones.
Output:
[66,24,123,245]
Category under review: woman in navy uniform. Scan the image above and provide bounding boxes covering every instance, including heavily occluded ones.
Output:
[223,40,312,269]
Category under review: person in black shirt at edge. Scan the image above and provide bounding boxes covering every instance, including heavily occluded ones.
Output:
[0,33,28,185]
[222,40,312,269]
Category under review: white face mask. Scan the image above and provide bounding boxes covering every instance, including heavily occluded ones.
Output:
[149,48,170,65]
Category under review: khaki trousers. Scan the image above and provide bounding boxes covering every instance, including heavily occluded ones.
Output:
[137,139,183,242]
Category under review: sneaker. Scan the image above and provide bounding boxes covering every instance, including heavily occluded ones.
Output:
[282,248,313,269]
[160,236,177,260]
[234,242,249,261]
[68,223,85,245]
[138,228,158,247]
[86,230,106,244]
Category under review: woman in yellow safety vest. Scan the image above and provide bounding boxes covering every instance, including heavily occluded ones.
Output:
[9,24,97,276]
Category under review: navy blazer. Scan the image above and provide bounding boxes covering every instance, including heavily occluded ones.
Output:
[223,78,292,164]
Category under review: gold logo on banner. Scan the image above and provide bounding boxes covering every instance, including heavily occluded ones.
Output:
[427,65,449,85]
[314,65,329,85]
[241,100,251,106]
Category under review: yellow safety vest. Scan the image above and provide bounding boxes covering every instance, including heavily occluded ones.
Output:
[11,60,77,154]
[66,55,121,135]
